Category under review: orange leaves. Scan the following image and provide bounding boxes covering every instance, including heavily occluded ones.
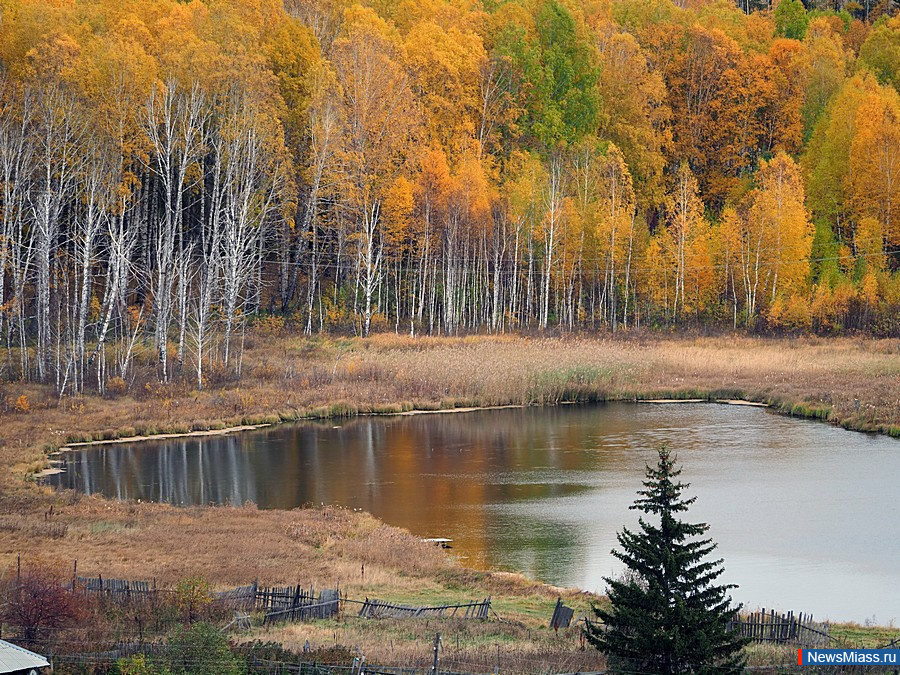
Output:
[408,145,494,252]
[453,151,493,235]
[594,26,670,208]
[810,279,857,333]
[417,146,454,216]
[642,21,766,206]
[848,84,900,247]
[382,175,415,251]
[0,0,897,339]
[751,152,813,299]
[644,164,714,322]
[404,21,484,151]
[331,6,418,216]
[765,38,807,154]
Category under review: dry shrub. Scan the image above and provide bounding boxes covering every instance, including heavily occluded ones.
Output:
[174,576,213,625]
[0,516,68,539]
[200,362,241,388]
[304,364,336,388]
[0,489,46,515]
[250,361,279,380]
[263,616,603,674]
[287,520,331,548]
[106,376,128,398]
[14,394,30,413]
[0,560,89,645]
[336,359,386,383]
[288,505,368,548]
[253,314,286,337]
[336,523,448,576]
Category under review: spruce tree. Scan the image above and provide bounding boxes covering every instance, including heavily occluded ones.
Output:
[586,447,748,675]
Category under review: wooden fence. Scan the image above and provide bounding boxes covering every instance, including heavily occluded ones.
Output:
[549,597,574,630]
[75,576,157,601]
[74,576,336,624]
[214,580,258,612]
[727,609,831,647]
[257,586,341,624]
[357,597,490,620]
[71,573,493,626]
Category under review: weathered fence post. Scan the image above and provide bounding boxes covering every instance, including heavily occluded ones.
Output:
[431,632,441,675]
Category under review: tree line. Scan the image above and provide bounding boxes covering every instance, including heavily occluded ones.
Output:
[0,0,898,392]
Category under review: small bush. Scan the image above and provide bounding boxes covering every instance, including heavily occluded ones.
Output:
[14,394,30,414]
[252,314,285,337]
[167,622,244,675]
[115,654,172,675]
[106,376,128,398]
[0,561,88,645]
[174,577,212,625]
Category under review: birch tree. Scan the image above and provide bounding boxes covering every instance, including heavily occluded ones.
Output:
[0,80,33,376]
[29,80,86,383]
[331,9,417,336]
[143,79,208,382]
[217,91,285,366]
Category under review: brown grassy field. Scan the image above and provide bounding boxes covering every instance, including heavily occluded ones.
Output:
[0,332,898,667]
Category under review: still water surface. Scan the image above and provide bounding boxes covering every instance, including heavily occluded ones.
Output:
[52,403,900,624]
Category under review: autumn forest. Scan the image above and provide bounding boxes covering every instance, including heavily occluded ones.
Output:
[0,0,898,393]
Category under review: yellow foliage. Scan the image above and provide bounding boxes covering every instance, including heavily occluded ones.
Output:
[593,25,670,208]
[861,271,879,307]
[855,217,885,270]
[404,21,483,151]
[848,84,900,246]
[14,395,30,414]
[382,175,416,251]
[767,294,811,330]
[748,152,813,301]
[811,280,857,332]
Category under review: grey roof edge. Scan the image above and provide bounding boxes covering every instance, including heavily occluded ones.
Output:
[0,639,50,671]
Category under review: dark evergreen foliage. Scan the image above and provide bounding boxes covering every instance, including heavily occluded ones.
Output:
[586,447,748,675]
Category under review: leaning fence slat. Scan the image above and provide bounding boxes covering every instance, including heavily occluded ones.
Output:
[728,608,833,648]
[357,597,491,620]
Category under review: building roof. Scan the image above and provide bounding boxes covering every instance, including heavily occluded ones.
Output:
[0,639,49,673]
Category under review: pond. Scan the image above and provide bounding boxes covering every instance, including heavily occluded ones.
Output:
[50,402,900,625]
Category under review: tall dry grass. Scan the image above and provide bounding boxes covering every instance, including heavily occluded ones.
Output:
[2,334,897,478]
[250,616,603,675]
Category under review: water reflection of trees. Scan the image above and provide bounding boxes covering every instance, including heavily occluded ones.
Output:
[53,405,733,579]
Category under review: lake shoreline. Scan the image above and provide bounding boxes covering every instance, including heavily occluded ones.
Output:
[46,397,772,460]
[49,400,900,628]
[34,393,888,483]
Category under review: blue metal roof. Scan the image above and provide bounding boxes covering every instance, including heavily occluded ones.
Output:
[0,639,49,673]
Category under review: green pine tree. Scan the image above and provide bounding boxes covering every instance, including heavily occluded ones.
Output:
[586,447,748,675]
